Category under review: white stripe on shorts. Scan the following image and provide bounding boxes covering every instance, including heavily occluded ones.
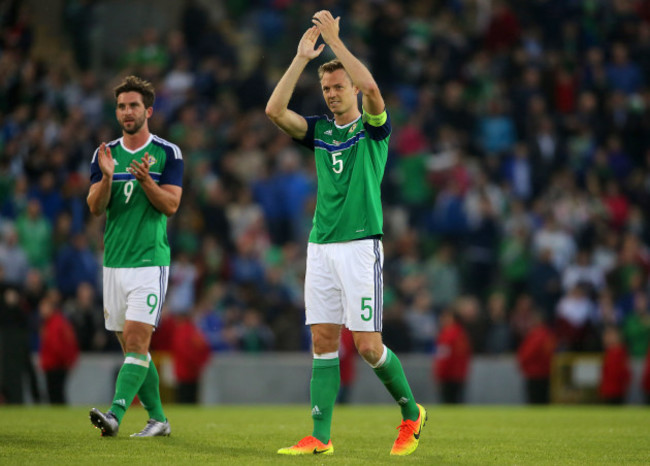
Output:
[373,239,383,332]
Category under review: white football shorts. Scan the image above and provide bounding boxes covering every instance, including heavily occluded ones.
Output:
[305,238,383,332]
[103,266,169,331]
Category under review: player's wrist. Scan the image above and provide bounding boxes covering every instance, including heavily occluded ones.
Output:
[294,54,312,63]
[138,175,154,188]
[326,36,343,49]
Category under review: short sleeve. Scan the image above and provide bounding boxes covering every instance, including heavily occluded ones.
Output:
[90,147,103,184]
[159,153,184,187]
[292,115,324,150]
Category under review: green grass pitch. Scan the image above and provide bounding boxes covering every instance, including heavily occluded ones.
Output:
[0,405,648,464]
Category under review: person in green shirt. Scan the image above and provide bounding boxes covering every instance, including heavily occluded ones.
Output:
[87,75,183,438]
[266,10,426,457]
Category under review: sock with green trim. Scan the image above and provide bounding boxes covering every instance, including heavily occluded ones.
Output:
[109,352,149,424]
[136,353,166,423]
[372,346,419,421]
[310,354,340,444]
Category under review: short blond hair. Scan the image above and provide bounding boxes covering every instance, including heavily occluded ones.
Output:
[317,59,351,82]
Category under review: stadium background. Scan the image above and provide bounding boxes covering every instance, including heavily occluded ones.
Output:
[1,0,649,404]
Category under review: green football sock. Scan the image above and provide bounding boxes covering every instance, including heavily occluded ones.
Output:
[373,347,419,421]
[136,354,166,422]
[110,352,149,424]
[310,357,340,444]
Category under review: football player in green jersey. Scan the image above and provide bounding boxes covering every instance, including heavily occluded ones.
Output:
[87,76,183,438]
[267,11,426,456]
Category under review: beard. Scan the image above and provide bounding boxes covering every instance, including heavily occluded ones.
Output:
[120,115,146,135]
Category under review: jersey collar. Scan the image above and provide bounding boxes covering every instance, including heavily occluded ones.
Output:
[119,134,153,154]
[334,115,361,130]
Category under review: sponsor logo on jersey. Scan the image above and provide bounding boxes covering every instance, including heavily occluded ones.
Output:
[113,159,119,165]
[324,129,332,135]
[333,140,341,145]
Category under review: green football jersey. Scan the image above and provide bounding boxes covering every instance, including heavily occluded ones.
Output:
[90,134,183,267]
[296,110,391,243]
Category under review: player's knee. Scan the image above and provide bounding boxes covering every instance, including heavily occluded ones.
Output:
[123,333,149,354]
[122,321,153,354]
[312,333,338,354]
[356,342,382,365]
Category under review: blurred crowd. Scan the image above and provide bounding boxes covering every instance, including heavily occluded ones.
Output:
[1,0,650,402]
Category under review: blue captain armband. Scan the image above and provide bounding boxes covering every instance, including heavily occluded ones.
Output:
[362,108,388,127]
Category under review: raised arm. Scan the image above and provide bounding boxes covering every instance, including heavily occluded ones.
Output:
[265,26,325,139]
[312,10,385,115]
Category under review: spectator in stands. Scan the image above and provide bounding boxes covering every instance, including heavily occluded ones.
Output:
[498,224,532,299]
[605,43,642,95]
[236,308,274,352]
[0,273,30,404]
[484,291,512,354]
[463,194,501,300]
[423,241,460,312]
[599,326,631,405]
[63,282,107,352]
[15,199,52,273]
[517,310,555,404]
[622,290,650,358]
[527,247,562,322]
[54,232,98,299]
[562,248,605,295]
[171,309,211,404]
[642,347,650,405]
[433,306,471,404]
[555,283,597,351]
[455,295,486,354]
[38,289,79,404]
[0,223,29,286]
[404,289,437,353]
[532,214,576,273]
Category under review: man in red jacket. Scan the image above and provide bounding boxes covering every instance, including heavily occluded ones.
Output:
[39,290,79,404]
[433,307,471,403]
[599,326,631,404]
[517,311,556,404]
[171,312,211,403]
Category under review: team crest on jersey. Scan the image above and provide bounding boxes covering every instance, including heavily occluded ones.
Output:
[348,123,357,134]
[145,154,157,165]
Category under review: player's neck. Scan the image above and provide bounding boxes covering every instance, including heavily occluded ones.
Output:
[333,108,361,127]
[122,128,151,151]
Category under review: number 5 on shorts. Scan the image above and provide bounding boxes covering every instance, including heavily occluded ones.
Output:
[147,293,158,314]
[361,297,372,322]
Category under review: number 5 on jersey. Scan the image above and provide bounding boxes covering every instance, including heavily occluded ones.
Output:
[332,152,343,173]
